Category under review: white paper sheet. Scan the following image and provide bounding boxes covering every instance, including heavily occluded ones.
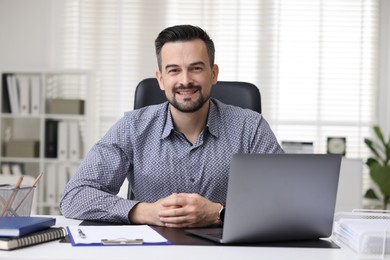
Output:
[67,225,169,245]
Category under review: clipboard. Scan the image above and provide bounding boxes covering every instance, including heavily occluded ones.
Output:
[66,225,171,246]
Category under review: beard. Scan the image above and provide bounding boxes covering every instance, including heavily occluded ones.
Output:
[168,85,211,113]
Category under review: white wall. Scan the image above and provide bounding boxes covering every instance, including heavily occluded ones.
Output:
[0,0,54,70]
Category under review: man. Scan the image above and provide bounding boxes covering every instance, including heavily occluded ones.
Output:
[60,25,283,228]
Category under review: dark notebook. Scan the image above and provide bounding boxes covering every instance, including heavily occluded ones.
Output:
[0,216,56,237]
[0,227,66,250]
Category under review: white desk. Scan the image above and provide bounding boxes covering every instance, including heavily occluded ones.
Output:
[0,215,359,260]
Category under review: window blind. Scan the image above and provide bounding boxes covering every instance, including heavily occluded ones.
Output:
[59,0,379,197]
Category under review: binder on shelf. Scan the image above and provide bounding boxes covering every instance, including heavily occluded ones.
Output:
[1,73,11,113]
[45,119,59,158]
[56,164,68,202]
[16,75,30,115]
[45,164,57,204]
[0,164,11,176]
[68,122,81,160]
[10,163,24,176]
[57,121,68,160]
[30,75,41,115]
[6,74,20,114]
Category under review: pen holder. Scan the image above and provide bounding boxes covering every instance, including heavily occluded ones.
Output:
[0,186,35,216]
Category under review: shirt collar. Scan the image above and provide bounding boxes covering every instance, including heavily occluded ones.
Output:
[161,99,220,139]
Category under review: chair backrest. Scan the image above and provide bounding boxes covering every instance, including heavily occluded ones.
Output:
[134,78,261,113]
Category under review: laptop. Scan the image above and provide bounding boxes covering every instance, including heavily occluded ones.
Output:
[186,153,342,244]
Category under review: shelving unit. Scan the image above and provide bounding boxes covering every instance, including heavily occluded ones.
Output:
[0,70,96,214]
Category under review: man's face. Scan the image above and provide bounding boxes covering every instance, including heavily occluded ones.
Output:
[156,39,218,113]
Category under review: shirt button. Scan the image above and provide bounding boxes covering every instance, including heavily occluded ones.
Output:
[190,177,195,183]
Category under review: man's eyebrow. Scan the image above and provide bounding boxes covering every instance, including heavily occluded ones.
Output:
[190,61,206,67]
[165,64,179,70]
[164,61,206,71]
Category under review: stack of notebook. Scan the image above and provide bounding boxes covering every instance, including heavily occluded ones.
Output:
[0,216,66,250]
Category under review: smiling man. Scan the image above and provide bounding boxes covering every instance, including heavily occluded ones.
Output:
[60,25,284,227]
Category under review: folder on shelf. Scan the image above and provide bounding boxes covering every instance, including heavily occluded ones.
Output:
[16,75,30,115]
[1,74,11,113]
[30,75,41,115]
[56,164,68,202]
[45,120,58,158]
[0,164,12,176]
[66,225,170,246]
[6,74,20,114]
[10,163,24,176]
[44,164,57,204]
[68,122,81,160]
[57,121,68,160]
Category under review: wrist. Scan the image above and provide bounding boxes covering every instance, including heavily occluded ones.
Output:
[128,202,147,224]
[217,202,225,225]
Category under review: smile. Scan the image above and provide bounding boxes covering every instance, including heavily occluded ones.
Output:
[177,89,198,95]
[174,86,200,96]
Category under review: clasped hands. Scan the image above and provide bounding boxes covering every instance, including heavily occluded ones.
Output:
[129,193,221,228]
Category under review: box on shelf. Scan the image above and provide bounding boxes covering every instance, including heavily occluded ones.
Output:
[4,140,40,158]
[46,99,85,115]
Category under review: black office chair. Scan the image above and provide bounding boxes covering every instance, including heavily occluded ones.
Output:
[134,78,261,113]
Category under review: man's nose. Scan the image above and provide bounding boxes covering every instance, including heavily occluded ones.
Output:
[179,71,193,86]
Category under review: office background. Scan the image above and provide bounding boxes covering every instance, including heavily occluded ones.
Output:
[0,0,389,208]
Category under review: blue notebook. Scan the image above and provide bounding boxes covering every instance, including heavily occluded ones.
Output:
[0,216,56,237]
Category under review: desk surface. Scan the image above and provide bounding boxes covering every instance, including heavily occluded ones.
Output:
[0,215,359,260]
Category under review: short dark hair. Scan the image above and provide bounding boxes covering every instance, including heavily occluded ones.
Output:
[155,25,215,71]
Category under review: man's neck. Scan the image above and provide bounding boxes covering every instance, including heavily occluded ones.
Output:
[170,101,210,144]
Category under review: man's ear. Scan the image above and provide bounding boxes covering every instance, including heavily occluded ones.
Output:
[155,70,165,91]
[211,64,219,85]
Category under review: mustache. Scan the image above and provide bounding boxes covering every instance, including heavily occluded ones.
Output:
[173,84,201,91]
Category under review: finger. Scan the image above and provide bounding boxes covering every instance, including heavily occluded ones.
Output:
[159,215,195,227]
[158,207,186,217]
[161,217,202,228]
[163,222,192,228]
[160,194,187,207]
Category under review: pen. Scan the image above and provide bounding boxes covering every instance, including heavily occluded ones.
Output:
[78,228,86,239]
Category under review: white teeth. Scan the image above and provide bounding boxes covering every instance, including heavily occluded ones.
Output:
[178,90,196,95]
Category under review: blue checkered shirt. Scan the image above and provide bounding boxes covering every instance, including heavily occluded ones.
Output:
[60,99,284,223]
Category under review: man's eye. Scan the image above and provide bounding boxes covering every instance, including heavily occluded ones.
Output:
[168,69,179,73]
